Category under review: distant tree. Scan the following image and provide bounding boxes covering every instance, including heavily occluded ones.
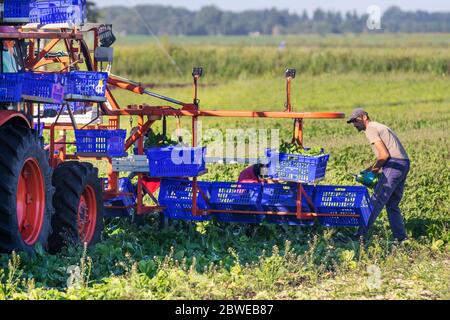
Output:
[98,5,450,35]
[313,9,326,21]
[86,1,100,23]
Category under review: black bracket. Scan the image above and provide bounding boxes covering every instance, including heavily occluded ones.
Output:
[285,68,296,79]
[192,67,203,78]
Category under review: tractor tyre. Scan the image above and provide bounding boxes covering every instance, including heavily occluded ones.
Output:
[0,125,54,254]
[49,162,104,252]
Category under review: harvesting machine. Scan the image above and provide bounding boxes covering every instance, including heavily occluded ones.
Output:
[0,1,373,255]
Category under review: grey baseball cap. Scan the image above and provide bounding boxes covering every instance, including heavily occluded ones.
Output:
[347,108,368,123]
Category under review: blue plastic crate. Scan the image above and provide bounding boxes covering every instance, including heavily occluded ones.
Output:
[209,182,264,224]
[314,185,372,227]
[266,148,329,183]
[64,71,108,98]
[29,0,86,25]
[44,101,88,113]
[0,73,24,102]
[158,179,211,221]
[23,72,65,102]
[3,0,31,19]
[261,183,315,226]
[145,146,206,178]
[103,178,137,218]
[75,129,127,157]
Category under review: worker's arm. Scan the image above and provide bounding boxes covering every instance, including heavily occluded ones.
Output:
[368,140,390,173]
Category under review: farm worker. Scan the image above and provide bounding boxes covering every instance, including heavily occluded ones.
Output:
[238,164,273,183]
[0,26,18,73]
[347,108,410,241]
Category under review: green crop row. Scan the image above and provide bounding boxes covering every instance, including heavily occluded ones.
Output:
[111,44,450,81]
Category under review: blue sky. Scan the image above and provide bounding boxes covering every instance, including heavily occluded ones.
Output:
[93,0,450,14]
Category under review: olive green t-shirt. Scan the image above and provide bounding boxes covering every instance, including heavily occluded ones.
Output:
[365,121,409,160]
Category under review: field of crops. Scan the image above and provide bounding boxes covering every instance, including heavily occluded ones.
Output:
[0,34,449,300]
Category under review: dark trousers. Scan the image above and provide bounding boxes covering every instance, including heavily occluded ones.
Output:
[358,158,410,240]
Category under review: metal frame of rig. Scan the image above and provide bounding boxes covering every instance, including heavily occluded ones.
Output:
[0,21,347,254]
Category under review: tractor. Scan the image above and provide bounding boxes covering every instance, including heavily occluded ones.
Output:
[2,1,376,256]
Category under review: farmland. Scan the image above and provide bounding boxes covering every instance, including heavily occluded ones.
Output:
[0,34,449,300]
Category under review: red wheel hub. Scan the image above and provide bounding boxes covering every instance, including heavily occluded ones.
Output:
[16,158,45,245]
[78,185,97,244]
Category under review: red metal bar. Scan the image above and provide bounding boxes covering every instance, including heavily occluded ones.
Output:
[108,107,345,119]
[124,119,156,151]
[93,28,99,71]
[286,78,292,112]
[296,183,303,219]
[191,116,199,216]
[301,186,316,212]
[29,38,60,69]
[33,56,70,69]
[104,191,134,197]
[65,155,110,160]
[205,209,359,218]
[108,76,145,95]
[49,124,56,167]
[136,115,145,215]
[105,87,121,110]
[107,158,118,194]
[104,205,135,210]
[138,205,166,214]
[0,32,83,40]
[293,118,303,146]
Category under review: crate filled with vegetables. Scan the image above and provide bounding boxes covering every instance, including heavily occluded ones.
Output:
[266,142,329,183]
[142,130,206,178]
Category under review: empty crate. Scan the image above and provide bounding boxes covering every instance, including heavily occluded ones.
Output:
[261,183,315,226]
[158,179,211,222]
[209,182,264,224]
[314,185,372,227]
[75,129,126,157]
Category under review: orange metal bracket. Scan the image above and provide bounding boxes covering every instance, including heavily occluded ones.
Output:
[29,38,60,69]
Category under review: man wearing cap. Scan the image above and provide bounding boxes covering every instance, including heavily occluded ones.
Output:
[347,108,410,242]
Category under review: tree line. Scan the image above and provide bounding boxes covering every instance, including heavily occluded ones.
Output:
[87,3,450,35]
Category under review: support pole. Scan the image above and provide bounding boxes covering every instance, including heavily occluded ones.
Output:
[137,114,144,215]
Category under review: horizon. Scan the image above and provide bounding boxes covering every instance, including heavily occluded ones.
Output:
[92,0,450,14]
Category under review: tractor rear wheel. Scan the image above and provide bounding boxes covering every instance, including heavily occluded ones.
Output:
[49,162,104,252]
[0,125,54,254]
